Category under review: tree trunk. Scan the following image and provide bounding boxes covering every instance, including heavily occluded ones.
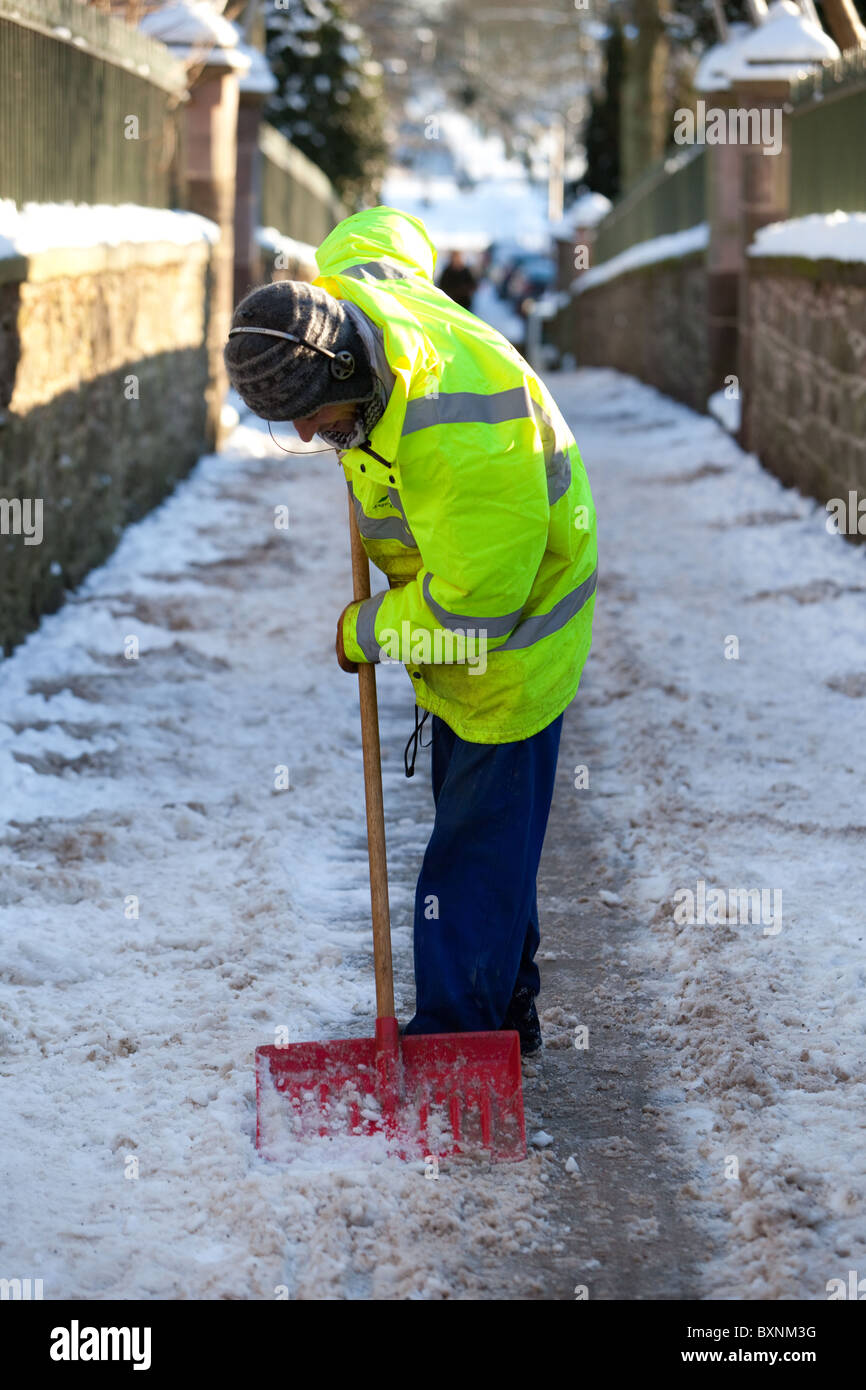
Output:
[821,0,866,51]
[620,0,670,191]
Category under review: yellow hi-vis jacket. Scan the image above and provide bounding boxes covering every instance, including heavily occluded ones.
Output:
[314,206,597,744]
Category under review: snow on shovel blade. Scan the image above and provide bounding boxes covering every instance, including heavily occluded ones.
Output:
[256,1025,526,1163]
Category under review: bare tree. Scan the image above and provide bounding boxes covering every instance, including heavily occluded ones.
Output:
[620,0,671,191]
[348,0,601,175]
[820,0,866,51]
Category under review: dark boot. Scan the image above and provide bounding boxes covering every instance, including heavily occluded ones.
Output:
[500,986,542,1055]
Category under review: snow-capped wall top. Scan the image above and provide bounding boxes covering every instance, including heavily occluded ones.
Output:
[237,42,277,96]
[749,210,866,262]
[550,191,613,237]
[139,1,250,71]
[727,1,839,81]
[0,199,219,261]
[256,226,317,267]
[695,4,839,91]
[574,222,709,294]
[740,0,838,62]
[694,23,752,94]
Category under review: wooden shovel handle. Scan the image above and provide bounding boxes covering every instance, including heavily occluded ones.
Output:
[347,491,395,1020]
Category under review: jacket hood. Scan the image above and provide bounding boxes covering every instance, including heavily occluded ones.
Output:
[313,207,442,463]
[315,206,437,281]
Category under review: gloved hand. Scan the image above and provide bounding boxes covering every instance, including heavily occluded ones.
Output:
[336,602,360,673]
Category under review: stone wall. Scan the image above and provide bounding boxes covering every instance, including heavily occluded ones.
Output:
[562,253,710,414]
[743,257,866,509]
[0,237,214,654]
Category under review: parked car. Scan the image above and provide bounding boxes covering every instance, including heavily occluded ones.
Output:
[504,254,557,314]
[485,240,528,297]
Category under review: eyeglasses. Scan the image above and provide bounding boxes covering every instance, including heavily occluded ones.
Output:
[265,420,335,456]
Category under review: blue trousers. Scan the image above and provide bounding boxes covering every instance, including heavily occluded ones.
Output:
[403,711,564,1035]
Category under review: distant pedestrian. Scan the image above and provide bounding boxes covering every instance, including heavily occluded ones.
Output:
[438,250,477,310]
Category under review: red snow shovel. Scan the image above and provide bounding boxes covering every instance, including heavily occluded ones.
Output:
[255,494,526,1163]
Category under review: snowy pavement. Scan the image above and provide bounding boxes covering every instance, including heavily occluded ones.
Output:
[568,371,866,1298]
[1,370,864,1298]
[0,411,552,1299]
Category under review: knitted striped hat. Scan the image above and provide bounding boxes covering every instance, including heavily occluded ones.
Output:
[223,280,375,421]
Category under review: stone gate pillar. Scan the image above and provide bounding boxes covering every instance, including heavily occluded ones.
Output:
[701,2,838,446]
[140,3,250,451]
[233,45,277,308]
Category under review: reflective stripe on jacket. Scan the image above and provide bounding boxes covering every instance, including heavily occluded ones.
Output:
[314,206,597,744]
